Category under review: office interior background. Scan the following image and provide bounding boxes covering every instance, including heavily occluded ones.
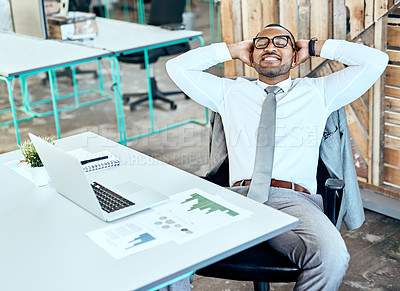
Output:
[0,0,399,290]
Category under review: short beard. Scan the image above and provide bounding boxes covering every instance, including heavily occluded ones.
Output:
[252,58,292,78]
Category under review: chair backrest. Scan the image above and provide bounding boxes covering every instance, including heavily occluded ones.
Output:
[148,0,186,26]
[205,110,344,223]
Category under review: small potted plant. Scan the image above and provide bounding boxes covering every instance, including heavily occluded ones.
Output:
[19,136,55,187]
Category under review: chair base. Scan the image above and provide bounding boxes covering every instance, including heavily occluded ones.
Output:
[196,241,300,289]
[123,77,186,111]
[254,281,270,291]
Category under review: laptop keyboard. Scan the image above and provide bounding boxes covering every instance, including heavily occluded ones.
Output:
[91,182,135,213]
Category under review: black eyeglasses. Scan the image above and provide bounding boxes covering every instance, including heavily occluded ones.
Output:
[253,35,295,50]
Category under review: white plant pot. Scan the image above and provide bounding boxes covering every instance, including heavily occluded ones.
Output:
[30,166,49,187]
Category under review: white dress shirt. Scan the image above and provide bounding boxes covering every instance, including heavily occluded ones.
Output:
[166,40,388,193]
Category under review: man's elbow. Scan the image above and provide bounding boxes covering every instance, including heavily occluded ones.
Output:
[376,50,389,73]
[166,59,178,80]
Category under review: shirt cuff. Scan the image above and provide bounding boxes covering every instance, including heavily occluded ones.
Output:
[211,42,233,63]
[320,39,346,60]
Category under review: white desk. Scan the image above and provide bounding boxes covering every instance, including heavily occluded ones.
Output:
[0,132,299,291]
[0,33,111,78]
[80,18,203,55]
[0,32,119,145]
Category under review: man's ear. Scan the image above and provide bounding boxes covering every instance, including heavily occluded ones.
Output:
[291,50,299,69]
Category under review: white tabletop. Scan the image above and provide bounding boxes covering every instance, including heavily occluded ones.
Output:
[0,32,111,77]
[0,132,298,291]
[74,17,203,54]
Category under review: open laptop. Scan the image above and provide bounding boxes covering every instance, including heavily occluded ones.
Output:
[29,133,168,222]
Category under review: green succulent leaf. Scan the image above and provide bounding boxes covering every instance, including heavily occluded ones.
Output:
[19,137,55,168]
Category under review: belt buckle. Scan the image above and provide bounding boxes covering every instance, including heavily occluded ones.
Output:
[240,180,246,186]
[291,182,295,191]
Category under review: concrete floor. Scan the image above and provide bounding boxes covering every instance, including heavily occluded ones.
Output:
[1,2,399,290]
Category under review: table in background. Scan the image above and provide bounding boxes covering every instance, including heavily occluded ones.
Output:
[0,32,122,145]
[73,17,206,144]
[0,132,298,291]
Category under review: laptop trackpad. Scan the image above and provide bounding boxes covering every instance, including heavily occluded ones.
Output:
[89,171,146,194]
[112,181,145,194]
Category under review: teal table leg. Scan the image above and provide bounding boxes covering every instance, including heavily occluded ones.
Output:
[97,59,105,93]
[123,0,129,21]
[110,56,126,145]
[48,70,61,139]
[138,0,145,24]
[209,0,214,43]
[143,49,155,132]
[1,76,21,145]
[217,1,222,42]
[20,76,31,113]
[71,66,79,107]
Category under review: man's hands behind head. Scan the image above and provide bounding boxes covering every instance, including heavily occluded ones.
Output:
[295,40,310,65]
[227,40,254,67]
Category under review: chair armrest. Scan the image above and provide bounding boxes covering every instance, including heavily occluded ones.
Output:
[324,178,345,226]
[325,178,345,191]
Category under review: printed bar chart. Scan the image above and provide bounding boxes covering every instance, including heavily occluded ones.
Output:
[182,193,239,217]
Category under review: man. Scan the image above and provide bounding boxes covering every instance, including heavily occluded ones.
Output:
[165,24,388,290]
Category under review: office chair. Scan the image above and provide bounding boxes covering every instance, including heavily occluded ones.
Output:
[117,0,189,111]
[195,111,345,291]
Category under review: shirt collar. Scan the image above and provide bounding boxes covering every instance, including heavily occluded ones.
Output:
[256,77,292,93]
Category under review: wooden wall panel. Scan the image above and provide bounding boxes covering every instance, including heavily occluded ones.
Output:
[345,105,369,158]
[232,0,244,76]
[386,85,400,98]
[242,0,262,77]
[299,0,311,77]
[388,17,400,25]
[386,111,400,124]
[385,146,400,164]
[384,164,400,186]
[262,0,279,24]
[386,135,400,148]
[365,0,375,28]
[386,123,400,136]
[386,65,400,87]
[387,49,400,62]
[388,25,400,47]
[280,0,299,78]
[333,0,347,39]
[375,0,390,20]
[370,15,387,186]
[220,0,236,77]
[310,1,329,69]
[346,0,365,38]
[350,98,369,131]
[385,96,400,111]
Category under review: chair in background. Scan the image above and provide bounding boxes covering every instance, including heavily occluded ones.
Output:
[117,0,189,111]
[195,111,345,291]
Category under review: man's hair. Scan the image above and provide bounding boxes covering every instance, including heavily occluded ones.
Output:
[257,24,296,49]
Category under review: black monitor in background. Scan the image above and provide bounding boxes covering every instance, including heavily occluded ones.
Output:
[9,0,47,38]
[69,0,91,12]
[148,0,186,26]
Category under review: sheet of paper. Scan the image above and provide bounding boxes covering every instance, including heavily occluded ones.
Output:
[4,160,33,183]
[137,188,253,244]
[87,220,169,260]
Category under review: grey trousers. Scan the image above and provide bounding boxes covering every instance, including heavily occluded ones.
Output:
[160,186,350,291]
[264,187,350,290]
